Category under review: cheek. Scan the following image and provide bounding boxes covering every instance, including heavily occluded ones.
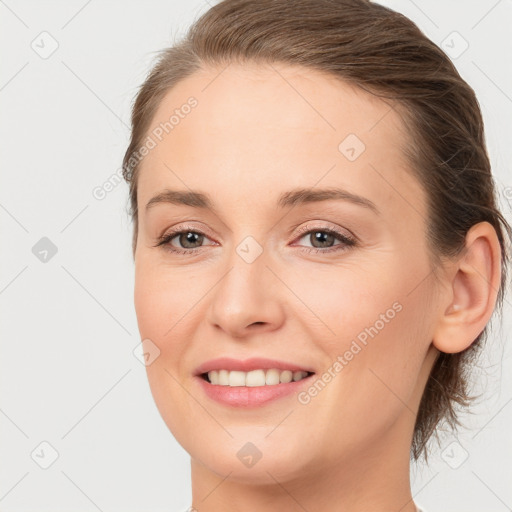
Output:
[133,262,188,394]
[134,258,200,342]
[134,261,201,440]
[133,257,212,387]
[328,292,431,451]
[284,260,404,347]
[299,254,432,354]
[292,259,433,410]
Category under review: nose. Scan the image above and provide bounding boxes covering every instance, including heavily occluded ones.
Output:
[205,249,285,339]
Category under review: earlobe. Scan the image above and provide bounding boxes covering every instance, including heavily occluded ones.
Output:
[433,221,502,354]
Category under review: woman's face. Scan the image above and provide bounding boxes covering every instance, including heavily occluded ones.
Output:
[134,63,441,483]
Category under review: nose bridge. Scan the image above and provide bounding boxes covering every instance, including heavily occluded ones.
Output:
[206,231,284,336]
[220,234,271,308]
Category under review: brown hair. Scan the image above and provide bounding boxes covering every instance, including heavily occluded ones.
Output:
[122,0,512,461]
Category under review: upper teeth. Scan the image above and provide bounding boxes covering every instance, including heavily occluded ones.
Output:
[207,369,309,387]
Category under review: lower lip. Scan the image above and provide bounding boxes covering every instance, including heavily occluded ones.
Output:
[195,375,314,407]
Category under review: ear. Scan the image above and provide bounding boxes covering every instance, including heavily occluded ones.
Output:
[433,221,502,354]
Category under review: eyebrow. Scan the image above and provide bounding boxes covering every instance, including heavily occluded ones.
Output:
[145,187,379,214]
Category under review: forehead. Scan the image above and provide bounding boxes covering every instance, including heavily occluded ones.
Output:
[146,62,406,148]
[137,62,424,223]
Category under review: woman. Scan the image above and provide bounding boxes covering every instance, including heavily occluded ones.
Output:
[122,0,511,510]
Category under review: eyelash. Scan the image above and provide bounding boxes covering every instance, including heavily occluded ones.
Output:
[154,223,357,256]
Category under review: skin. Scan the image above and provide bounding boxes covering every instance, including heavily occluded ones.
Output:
[132,62,501,511]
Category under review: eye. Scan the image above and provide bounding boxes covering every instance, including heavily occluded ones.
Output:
[292,224,357,254]
[154,223,357,256]
[154,225,216,255]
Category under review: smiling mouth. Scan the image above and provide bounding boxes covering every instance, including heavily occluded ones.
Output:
[200,369,315,386]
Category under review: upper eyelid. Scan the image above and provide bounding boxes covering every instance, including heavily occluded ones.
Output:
[293,222,355,238]
[163,222,349,237]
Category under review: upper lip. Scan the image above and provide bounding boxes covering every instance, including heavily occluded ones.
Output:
[194,357,315,376]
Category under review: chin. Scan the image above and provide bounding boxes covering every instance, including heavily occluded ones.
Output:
[199,454,304,485]
[188,435,317,485]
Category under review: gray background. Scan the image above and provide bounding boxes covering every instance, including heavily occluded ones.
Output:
[0,1,511,511]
